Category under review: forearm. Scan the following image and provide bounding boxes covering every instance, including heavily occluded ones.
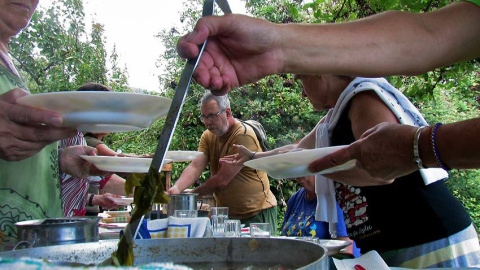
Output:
[419,118,480,169]
[191,178,220,197]
[253,143,299,159]
[172,167,202,192]
[278,2,480,77]
[102,174,126,196]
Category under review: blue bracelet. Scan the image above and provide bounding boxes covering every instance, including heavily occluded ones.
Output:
[431,123,450,171]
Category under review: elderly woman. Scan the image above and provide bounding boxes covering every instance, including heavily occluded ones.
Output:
[222,75,480,267]
[0,0,101,247]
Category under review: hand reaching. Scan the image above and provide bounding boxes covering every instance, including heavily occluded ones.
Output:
[61,145,109,179]
[167,185,181,195]
[219,144,252,166]
[177,14,282,95]
[0,88,77,161]
[308,122,418,185]
[95,193,122,210]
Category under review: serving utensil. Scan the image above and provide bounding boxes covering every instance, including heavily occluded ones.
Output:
[114,0,232,265]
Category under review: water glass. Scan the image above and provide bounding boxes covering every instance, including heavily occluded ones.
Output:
[210,207,228,237]
[174,209,198,218]
[224,219,241,237]
[250,223,271,238]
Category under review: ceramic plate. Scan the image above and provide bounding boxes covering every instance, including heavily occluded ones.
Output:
[244,146,356,179]
[110,197,133,206]
[317,239,352,254]
[165,151,203,162]
[81,155,173,173]
[104,210,130,217]
[17,91,171,132]
[82,151,202,173]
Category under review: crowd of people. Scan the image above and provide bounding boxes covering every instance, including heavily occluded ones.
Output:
[1,0,480,266]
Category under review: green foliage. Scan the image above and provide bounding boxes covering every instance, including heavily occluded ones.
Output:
[10,0,130,93]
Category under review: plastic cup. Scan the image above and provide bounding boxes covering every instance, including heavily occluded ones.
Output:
[224,219,241,237]
[210,207,228,237]
[250,223,271,238]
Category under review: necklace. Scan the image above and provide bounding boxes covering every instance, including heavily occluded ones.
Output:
[0,49,20,77]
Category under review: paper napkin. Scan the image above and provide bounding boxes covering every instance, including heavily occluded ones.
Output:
[333,250,390,270]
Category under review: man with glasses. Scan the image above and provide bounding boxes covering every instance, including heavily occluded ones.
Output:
[168,91,278,233]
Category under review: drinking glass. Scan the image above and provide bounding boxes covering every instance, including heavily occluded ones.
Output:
[210,207,228,237]
[224,219,241,237]
[174,209,198,218]
[250,223,271,238]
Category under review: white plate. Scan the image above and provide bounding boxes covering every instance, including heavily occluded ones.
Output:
[81,155,173,173]
[17,91,171,132]
[104,210,130,217]
[81,151,202,173]
[110,197,133,206]
[317,239,352,253]
[244,146,356,179]
[165,151,203,162]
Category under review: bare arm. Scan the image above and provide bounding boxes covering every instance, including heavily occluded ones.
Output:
[167,154,208,194]
[220,125,317,166]
[177,2,480,93]
[191,162,243,197]
[419,118,480,169]
[314,91,400,186]
[102,174,126,196]
[282,2,480,77]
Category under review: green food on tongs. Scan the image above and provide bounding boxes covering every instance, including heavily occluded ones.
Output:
[111,170,170,266]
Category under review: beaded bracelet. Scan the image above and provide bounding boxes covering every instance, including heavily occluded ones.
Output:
[431,123,451,171]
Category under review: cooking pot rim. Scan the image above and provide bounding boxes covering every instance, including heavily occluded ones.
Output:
[15,217,92,227]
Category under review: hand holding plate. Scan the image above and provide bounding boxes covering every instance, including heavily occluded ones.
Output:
[61,145,110,179]
[0,88,77,161]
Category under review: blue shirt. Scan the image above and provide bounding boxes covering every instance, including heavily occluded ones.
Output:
[281,188,347,238]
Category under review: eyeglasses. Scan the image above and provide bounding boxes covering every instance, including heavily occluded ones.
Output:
[199,109,225,123]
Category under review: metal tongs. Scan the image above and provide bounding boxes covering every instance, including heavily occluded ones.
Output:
[115,0,232,264]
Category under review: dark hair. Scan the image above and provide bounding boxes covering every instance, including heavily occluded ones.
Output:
[76,82,111,92]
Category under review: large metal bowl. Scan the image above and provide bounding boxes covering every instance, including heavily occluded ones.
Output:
[14,217,100,249]
[0,237,329,269]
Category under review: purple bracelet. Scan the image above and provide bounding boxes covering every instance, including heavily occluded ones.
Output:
[431,123,450,171]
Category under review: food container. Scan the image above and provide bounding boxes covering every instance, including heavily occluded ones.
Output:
[0,237,329,269]
[14,217,100,249]
[167,193,197,216]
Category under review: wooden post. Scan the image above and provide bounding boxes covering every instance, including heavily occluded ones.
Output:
[162,163,173,190]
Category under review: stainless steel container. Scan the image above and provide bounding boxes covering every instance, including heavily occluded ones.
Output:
[0,238,329,269]
[167,193,198,216]
[14,217,100,249]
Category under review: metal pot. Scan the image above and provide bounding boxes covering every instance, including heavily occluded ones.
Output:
[167,193,197,216]
[0,238,329,269]
[14,217,100,249]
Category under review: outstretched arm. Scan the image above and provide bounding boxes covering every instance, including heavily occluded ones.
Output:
[310,118,480,182]
[177,2,480,94]
[167,154,208,194]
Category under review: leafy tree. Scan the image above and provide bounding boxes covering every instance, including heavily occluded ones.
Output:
[10,0,130,93]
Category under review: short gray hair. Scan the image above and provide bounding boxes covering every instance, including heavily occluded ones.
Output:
[200,90,230,110]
